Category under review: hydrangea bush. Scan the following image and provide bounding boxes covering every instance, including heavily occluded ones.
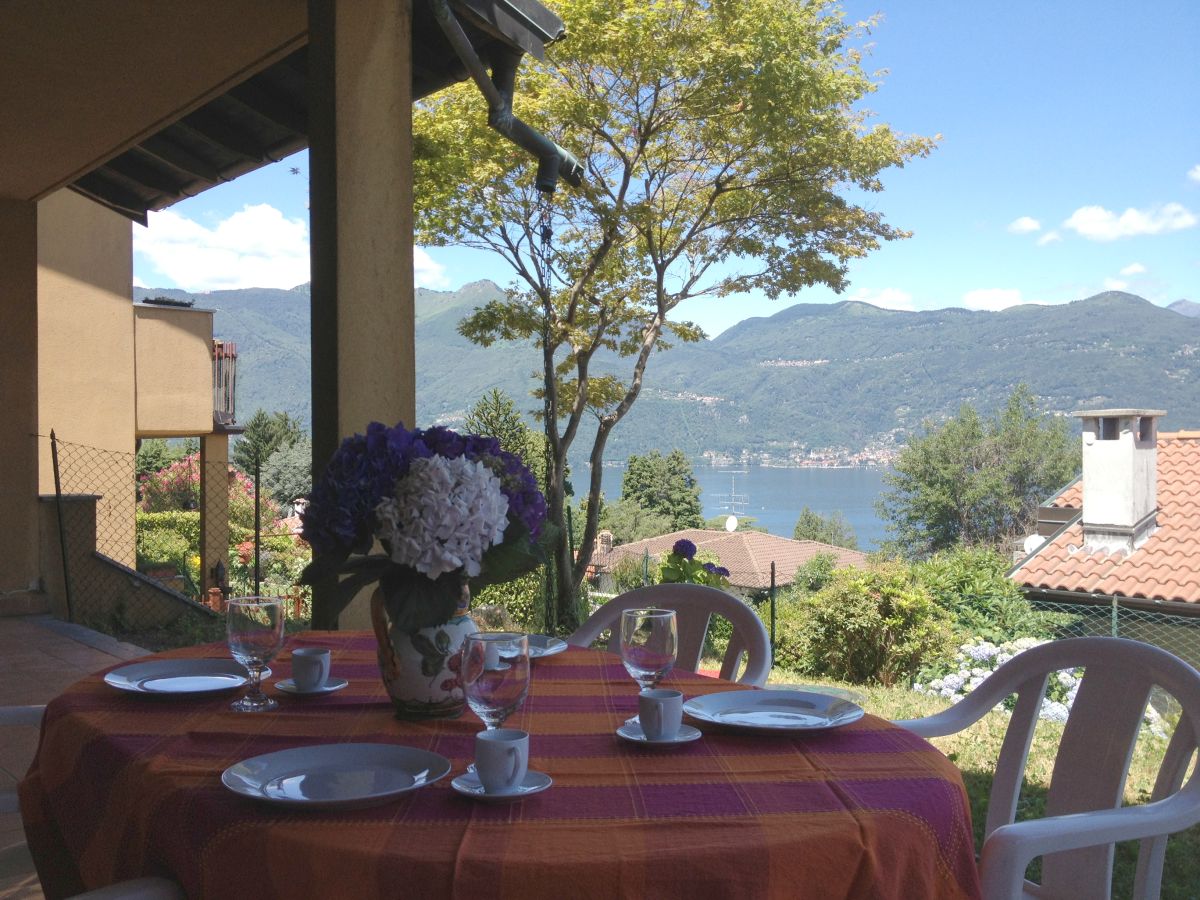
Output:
[914,637,1169,736]
[300,422,548,631]
[659,538,731,588]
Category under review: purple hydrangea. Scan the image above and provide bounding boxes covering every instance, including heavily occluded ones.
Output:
[301,421,546,557]
[671,539,697,561]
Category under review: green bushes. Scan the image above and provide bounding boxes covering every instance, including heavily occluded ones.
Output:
[769,546,1061,685]
[797,563,957,687]
[915,545,1060,641]
[474,569,545,632]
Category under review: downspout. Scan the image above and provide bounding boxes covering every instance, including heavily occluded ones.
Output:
[428,0,584,193]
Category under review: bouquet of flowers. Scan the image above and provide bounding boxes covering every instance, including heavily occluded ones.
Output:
[300,422,549,632]
[659,538,731,589]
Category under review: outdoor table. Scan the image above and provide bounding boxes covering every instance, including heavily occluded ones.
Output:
[20,634,982,899]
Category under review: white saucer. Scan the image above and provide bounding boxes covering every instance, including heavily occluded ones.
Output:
[616,721,703,746]
[451,770,552,802]
[275,677,349,696]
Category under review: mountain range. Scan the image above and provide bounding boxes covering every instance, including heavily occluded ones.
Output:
[134,284,1200,461]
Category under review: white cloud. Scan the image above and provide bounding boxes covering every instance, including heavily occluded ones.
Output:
[132,275,147,288]
[1036,230,1062,246]
[135,204,310,291]
[962,288,1025,311]
[414,248,449,289]
[1062,202,1197,241]
[1119,262,1146,276]
[847,286,914,311]
[1103,278,1129,291]
[135,204,450,292]
[1006,216,1041,234]
[1189,164,1200,184]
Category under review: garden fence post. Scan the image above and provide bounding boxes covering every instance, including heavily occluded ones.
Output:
[50,430,74,623]
[769,561,776,654]
[254,455,262,597]
[642,549,650,586]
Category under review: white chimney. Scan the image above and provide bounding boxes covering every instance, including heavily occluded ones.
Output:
[1072,408,1164,554]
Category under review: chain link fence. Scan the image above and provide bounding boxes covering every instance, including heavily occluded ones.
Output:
[48,434,311,642]
[1029,596,1200,670]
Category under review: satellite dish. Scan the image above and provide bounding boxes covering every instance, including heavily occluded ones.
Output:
[724,515,738,532]
[1023,534,1046,554]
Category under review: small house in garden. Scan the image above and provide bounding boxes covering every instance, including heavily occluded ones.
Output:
[589,528,868,596]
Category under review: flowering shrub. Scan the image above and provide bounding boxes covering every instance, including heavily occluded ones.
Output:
[138,453,276,527]
[913,637,1169,736]
[659,538,731,588]
[300,422,548,631]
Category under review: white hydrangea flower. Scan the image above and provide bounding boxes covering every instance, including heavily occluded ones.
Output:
[374,455,510,579]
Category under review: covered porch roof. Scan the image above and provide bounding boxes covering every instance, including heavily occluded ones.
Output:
[0,0,564,222]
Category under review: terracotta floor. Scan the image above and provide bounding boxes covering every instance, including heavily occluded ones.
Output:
[0,617,148,900]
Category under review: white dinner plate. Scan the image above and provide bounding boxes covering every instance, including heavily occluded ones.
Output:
[526,634,568,659]
[451,769,552,802]
[683,690,864,733]
[104,659,267,695]
[275,677,349,696]
[221,743,451,810]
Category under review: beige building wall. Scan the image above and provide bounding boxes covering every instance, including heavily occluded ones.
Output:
[36,190,136,481]
[36,190,137,568]
[134,306,215,437]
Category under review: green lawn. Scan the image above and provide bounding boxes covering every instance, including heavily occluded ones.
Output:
[766,671,1200,900]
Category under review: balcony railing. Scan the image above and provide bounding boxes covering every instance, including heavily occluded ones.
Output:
[213,340,237,428]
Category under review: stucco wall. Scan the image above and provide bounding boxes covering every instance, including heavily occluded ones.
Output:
[37,190,137,567]
[134,306,215,437]
[37,190,136,478]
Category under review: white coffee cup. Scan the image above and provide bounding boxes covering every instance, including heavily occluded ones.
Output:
[291,647,331,692]
[475,728,529,794]
[639,688,683,741]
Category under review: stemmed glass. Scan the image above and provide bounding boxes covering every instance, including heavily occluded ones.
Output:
[461,632,530,730]
[226,597,285,712]
[620,608,678,691]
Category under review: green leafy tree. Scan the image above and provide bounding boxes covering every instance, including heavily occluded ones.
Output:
[263,437,313,511]
[232,409,305,473]
[877,385,1080,558]
[415,0,935,631]
[599,498,672,545]
[621,450,703,532]
[792,506,858,549]
[463,389,546,482]
[135,439,181,480]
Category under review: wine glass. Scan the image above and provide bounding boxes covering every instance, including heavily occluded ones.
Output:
[226,597,285,712]
[461,633,530,730]
[620,608,678,691]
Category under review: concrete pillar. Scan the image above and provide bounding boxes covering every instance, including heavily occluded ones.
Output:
[0,200,41,595]
[308,0,416,628]
[200,433,232,596]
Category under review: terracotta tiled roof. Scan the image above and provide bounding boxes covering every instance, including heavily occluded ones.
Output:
[591,528,868,590]
[1013,433,1200,604]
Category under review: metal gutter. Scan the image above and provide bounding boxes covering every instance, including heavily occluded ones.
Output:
[429,0,583,193]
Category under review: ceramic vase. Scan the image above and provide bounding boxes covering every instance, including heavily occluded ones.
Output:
[370,586,478,719]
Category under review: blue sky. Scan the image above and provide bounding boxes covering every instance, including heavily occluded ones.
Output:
[133,0,1200,337]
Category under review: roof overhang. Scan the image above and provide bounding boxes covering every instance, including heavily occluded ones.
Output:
[0,0,564,224]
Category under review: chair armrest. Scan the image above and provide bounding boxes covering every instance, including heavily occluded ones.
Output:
[978,788,1200,898]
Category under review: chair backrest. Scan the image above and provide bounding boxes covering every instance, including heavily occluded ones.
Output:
[911,637,1200,899]
[567,584,771,685]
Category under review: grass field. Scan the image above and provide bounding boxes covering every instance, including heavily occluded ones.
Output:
[767,671,1200,899]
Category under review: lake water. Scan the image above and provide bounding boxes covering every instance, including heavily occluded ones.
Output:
[595,465,890,550]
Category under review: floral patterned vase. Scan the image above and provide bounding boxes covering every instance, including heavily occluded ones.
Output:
[370,588,478,719]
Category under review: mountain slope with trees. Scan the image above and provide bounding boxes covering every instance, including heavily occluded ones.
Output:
[136,285,1200,457]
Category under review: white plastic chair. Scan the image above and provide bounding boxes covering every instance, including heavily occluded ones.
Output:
[893,637,1200,900]
[568,584,772,685]
[1,705,185,899]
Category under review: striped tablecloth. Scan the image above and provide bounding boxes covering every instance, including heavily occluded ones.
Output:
[20,633,981,899]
